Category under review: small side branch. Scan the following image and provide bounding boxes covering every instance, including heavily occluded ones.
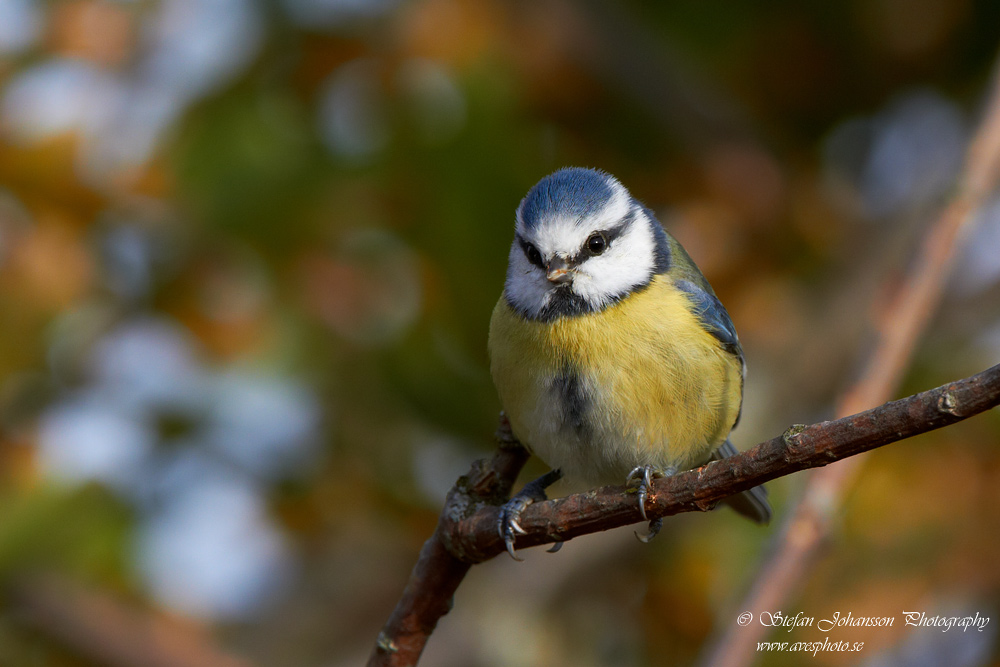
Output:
[368,420,529,667]
[370,364,1000,666]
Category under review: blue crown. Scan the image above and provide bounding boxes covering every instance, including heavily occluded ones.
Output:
[518,168,616,230]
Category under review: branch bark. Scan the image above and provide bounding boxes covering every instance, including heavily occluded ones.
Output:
[370,363,1000,666]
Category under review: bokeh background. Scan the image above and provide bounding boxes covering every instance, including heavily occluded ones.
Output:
[1,1,1000,665]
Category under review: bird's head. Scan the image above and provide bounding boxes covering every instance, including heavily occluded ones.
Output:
[504,167,668,321]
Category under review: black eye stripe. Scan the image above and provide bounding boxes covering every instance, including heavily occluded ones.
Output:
[515,207,638,268]
[583,209,634,251]
[572,212,633,260]
[605,208,636,242]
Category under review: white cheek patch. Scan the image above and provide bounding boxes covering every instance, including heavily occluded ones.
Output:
[573,213,657,308]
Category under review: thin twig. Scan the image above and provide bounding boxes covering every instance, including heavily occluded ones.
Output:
[699,59,1000,667]
[371,364,1000,666]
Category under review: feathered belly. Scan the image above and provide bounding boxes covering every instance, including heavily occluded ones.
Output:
[516,354,732,486]
[489,281,742,487]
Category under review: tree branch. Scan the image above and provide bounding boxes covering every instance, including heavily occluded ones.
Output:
[370,363,1000,666]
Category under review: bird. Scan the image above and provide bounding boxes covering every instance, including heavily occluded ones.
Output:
[488,167,771,559]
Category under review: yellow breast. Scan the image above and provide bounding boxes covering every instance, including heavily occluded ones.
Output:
[488,274,742,486]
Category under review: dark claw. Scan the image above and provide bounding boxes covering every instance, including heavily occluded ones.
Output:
[497,469,564,561]
[640,466,653,519]
[626,465,677,524]
[547,541,564,553]
[626,465,655,520]
[635,518,663,543]
[498,496,532,561]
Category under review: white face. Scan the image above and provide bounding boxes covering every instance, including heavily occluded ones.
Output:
[504,171,662,321]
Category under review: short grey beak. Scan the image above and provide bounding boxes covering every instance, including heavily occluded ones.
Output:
[546,256,573,284]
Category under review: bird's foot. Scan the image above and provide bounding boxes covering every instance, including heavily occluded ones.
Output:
[636,518,663,543]
[626,465,676,542]
[497,469,563,560]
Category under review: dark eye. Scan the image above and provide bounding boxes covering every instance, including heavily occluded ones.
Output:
[522,241,543,268]
[586,232,607,255]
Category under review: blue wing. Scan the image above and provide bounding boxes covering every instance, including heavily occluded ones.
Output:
[675,278,746,429]
[674,279,742,359]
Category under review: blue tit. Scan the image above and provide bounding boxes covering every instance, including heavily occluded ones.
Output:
[488,167,771,558]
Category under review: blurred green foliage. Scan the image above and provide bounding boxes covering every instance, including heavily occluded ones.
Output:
[0,0,999,665]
